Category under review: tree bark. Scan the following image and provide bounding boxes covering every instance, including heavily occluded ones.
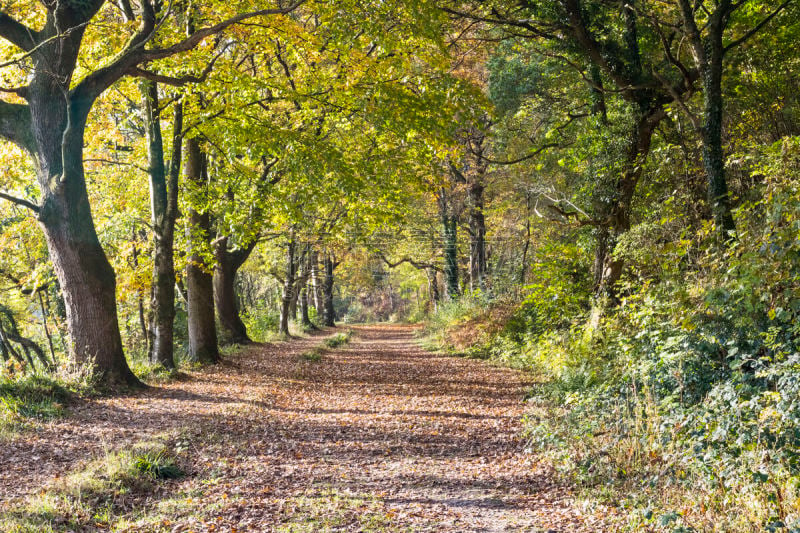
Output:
[31,87,141,386]
[701,30,736,238]
[675,0,739,240]
[427,268,440,311]
[143,82,181,370]
[291,248,312,325]
[130,228,149,354]
[310,250,322,312]
[300,286,314,329]
[213,237,255,344]
[468,182,487,292]
[279,238,296,335]
[323,253,337,327]
[519,191,532,286]
[438,190,460,300]
[184,137,219,364]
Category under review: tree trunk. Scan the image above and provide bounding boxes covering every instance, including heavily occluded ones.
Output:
[290,248,312,325]
[184,137,219,364]
[289,289,298,321]
[300,286,314,328]
[130,229,149,353]
[468,182,487,292]
[702,36,737,239]
[213,237,255,344]
[593,105,665,301]
[279,238,296,336]
[441,212,459,300]
[427,268,440,311]
[323,254,336,327]
[143,82,180,370]
[37,291,57,366]
[519,191,532,286]
[310,250,322,312]
[676,0,738,240]
[30,81,141,386]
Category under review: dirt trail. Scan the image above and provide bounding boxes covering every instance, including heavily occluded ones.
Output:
[0,324,603,531]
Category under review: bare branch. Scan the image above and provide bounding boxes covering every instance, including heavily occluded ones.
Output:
[0,11,39,51]
[0,191,40,213]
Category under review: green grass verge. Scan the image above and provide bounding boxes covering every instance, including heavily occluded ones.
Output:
[0,438,185,532]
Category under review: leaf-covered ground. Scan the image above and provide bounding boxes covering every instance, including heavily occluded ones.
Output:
[0,325,608,531]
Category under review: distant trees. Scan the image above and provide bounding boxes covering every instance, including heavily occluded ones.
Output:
[439,0,796,301]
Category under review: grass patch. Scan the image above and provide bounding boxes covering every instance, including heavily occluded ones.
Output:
[276,486,408,532]
[133,449,184,480]
[324,330,352,349]
[0,371,93,439]
[0,374,70,420]
[300,348,324,362]
[0,439,185,532]
[127,349,203,384]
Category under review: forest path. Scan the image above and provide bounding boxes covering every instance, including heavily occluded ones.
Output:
[1,324,603,531]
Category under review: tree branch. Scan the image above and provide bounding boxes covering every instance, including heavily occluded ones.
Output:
[128,44,228,86]
[0,191,40,213]
[377,251,443,273]
[72,1,305,104]
[724,0,793,54]
[653,70,702,130]
[0,11,38,51]
[473,141,563,165]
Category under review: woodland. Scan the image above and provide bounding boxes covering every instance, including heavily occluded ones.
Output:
[0,0,799,531]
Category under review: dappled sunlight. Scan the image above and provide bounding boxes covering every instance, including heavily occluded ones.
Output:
[0,326,605,530]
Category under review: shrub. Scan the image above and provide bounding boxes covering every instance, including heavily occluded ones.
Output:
[300,348,324,362]
[325,331,352,348]
[133,449,184,480]
[440,139,800,530]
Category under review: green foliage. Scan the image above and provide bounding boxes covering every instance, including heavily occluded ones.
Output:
[300,349,324,362]
[0,374,71,411]
[0,369,98,437]
[0,440,184,532]
[133,449,184,480]
[324,331,353,348]
[429,139,800,530]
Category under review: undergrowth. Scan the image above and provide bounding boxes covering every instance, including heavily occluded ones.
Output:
[0,366,97,439]
[324,330,352,348]
[424,139,800,532]
[0,438,185,532]
[300,347,324,362]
